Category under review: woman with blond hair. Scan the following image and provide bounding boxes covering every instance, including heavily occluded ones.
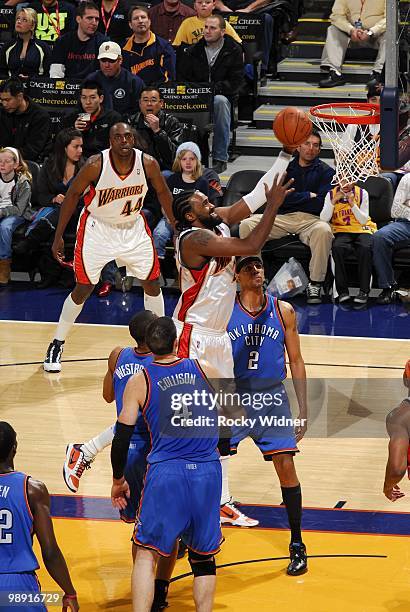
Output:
[0,8,51,79]
[0,147,33,285]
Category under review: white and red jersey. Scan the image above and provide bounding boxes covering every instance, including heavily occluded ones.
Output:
[174,224,236,332]
[83,148,148,226]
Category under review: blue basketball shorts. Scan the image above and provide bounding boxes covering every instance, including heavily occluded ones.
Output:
[120,437,150,523]
[0,572,46,611]
[230,383,299,460]
[133,459,222,556]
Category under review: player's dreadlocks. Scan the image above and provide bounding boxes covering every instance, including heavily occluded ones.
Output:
[172,190,197,232]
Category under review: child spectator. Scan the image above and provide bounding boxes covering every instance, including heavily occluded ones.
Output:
[320,183,376,305]
[0,147,32,286]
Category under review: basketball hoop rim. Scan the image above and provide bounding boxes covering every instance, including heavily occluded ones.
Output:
[310,102,380,125]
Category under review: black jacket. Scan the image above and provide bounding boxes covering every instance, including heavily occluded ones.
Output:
[177,35,244,98]
[0,97,52,162]
[0,37,51,79]
[281,155,335,216]
[128,110,184,171]
[63,108,122,158]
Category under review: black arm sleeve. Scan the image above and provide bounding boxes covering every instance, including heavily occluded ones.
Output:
[111,422,135,479]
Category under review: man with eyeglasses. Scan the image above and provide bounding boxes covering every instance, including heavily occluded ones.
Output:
[49,0,108,79]
[88,41,144,116]
[43,122,173,373]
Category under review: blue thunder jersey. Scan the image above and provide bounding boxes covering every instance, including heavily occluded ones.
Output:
[142,358,219,464]
[113,347,153,443]
[0,472,39,573]
[227,294,287,382]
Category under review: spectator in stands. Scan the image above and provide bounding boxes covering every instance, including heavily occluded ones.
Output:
[173,0,241,46]
[319,0,386,89]
[320,183,376,305]
[0,8,51,79]
[0,147,33,286]
[14,129,85,288]
[88,41,144,116]
[122,5,176,84]
[97,0,133,47]
[49,1,108,79]
[149,0,196,44]
[154,141,209,281]
[373,173,410,304]
[239,130,335,304]
[63,79,121,158]
[129,86,184,172]
[213,0,273,78]
[177,14,244,173]
[28,0,76,44]
[0,78,51,163]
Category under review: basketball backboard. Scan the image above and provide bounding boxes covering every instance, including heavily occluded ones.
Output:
[380,0,410,170]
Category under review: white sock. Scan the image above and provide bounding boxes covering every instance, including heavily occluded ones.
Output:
[54,294,84,342]
[220,455,231,505]
[81,425,115,460]
[144,290,164,316]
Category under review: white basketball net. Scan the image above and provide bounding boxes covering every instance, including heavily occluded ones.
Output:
[310,105,380,187]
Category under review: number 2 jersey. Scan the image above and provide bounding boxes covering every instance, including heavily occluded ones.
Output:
[0,472,38,574]
[227,293,286,382]
[83,148,148,225]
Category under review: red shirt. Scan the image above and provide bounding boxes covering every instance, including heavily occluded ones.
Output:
[149,1,195,43]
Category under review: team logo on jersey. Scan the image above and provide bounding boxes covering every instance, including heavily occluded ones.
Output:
[97,185,144,207]
[114,88,126,99]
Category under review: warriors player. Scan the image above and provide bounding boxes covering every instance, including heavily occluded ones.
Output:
[43,122,173,373]
[383,360,410,502]
[227,256,308,575]
[0,422,79,611]
[172,151,295,526]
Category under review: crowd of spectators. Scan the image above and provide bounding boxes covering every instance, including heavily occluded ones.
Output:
[0,0,407,303]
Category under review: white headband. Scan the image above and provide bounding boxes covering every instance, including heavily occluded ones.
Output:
[2,147,20,161]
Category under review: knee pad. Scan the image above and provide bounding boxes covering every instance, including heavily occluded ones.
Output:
[188,550,216,577]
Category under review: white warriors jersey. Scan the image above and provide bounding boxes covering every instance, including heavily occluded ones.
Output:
[174,224,236,332]
[83,148,148,225]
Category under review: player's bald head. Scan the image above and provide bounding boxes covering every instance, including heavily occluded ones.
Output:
[0,422,17,462]
[110,122,132,138]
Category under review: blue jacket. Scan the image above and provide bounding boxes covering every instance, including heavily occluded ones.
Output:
[281,155,335,216]
[87,68,144,117]
[122,32,176,84]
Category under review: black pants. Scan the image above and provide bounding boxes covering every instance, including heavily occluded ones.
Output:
[332,232,373,294]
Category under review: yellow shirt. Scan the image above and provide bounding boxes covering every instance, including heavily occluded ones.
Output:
[330,0,386,37]
[330,186,377,234]
[173,16,242,46]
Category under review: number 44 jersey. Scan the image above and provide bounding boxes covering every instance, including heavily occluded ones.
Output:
[227,293,287,382]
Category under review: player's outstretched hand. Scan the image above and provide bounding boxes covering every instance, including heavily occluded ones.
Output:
[384,484,405,502]
[264,175,294,212]
[52,237,65,264]
[295,416,307,443]
[111,477,130,509]
[62,593,79,611]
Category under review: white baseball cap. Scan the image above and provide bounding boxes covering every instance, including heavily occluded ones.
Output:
[98,41,122,60]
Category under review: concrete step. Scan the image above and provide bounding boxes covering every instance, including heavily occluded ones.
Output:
[257,80,367,106]
[277,58,373,83]
[235,126,335,158]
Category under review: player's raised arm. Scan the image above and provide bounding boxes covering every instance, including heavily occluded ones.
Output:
[27,479,79,611]
[102,347,123,403]
[184,177,294,260]
[143,154,174,225]
[51,155,102,264]
[215,148,295,226]
[383,406,410,501]
[279,300,307,442]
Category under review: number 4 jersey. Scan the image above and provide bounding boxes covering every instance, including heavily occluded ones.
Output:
[227,293,286,382]
[0,472,39,573]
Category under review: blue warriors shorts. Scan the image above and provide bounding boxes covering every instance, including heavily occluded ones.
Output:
[133,459,222,556]
[0,572,46,611]
[121,438,150,523]
[230,383,299,460]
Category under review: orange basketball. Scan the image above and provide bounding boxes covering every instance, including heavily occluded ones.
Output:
[404,359,410,384]
[273,106,313,147]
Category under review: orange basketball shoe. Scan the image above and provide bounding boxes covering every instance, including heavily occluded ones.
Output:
[63,443,94,493]
[220,498,259,527]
